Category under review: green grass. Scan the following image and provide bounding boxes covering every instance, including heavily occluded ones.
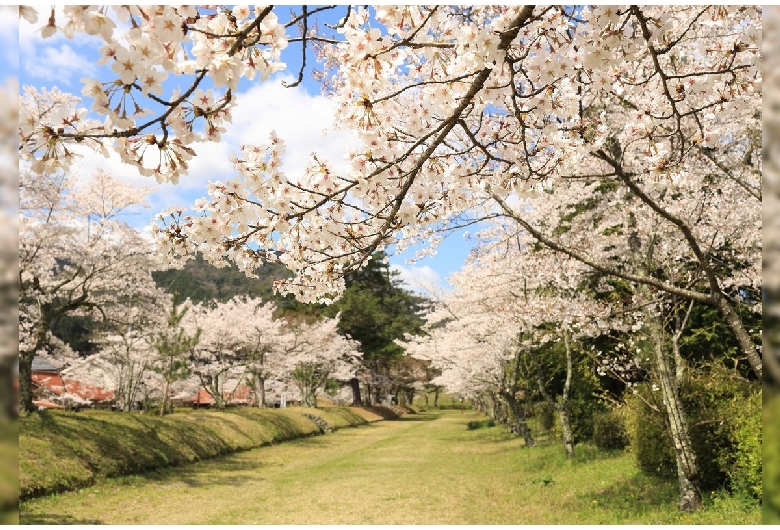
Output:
[0,420,18,524]
[20,406,372,500]
[20,410,759,524]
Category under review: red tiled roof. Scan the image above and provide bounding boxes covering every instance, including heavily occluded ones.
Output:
[32,373,115,403]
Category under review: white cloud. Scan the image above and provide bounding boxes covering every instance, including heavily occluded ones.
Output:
[225,76,359,178]
[19,7,103,87]
[22,43,98,83]
[390,264,443,296]
[66,75,361,233]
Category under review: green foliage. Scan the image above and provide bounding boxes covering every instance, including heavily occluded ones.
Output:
[50,314,99,356]
[536,402,556,431]
[323,251,429,400]
[152,254,300,309]
[624,388,677,479]
[324,379,341,397]
[150,300,201,414]
[327,251,427,362]
[592,408,630,451]
[764,391,780,523]
[679,304,761,379]
[625,367,762,497]
[566,356,607,443]
[466,419,495,430]
[712,383,762,499]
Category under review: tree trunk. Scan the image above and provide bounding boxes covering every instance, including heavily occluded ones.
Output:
[258,376,266,407]
[716,295,761,380]
[433,388,440,408]
[160,378,170,416]
[1,359,16,418]
[558,329,575,459]
[557,405,575,459]
[502,390,534,447]
[18,350,35,414]
[350,377,362,406]
[649,315,702,512]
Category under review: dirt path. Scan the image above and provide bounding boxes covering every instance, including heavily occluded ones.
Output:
[22,410,520,524]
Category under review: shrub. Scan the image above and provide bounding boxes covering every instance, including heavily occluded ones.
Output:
[592,408,630,450]
[625,388,676,478]
[466,419,495,431]
[624,367,761,496]
[536,402,556,431]
[716,389,761,499]
[568,397,604,443]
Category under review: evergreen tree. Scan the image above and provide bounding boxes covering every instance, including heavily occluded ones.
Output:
[326,252,428,405]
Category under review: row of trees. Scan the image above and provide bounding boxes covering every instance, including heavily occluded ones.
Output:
[63,295,361,412]
[18,5,761,514]
[18,166,434,414]
[398,149,760,511]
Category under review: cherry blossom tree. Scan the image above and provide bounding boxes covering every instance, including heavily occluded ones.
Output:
[277,314,362,407]
[18,7,760,312]
[177,296,286,408]
[86,288,172,412]
[18,166,160,413]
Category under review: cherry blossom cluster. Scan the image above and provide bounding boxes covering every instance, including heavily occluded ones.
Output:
[20,5,287,182]
[20,6,761,307]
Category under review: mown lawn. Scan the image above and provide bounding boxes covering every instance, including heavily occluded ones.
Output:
[20,409,759,524]
[0,420,18,525]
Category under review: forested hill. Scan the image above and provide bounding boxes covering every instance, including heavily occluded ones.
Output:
[151,254,297,307]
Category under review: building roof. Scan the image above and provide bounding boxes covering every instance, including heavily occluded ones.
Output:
[31,356,59,373]
[32,373,115,403]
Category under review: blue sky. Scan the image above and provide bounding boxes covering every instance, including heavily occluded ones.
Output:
[17,7,476,295]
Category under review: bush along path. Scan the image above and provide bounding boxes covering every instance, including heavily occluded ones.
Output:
[20,409,759,525]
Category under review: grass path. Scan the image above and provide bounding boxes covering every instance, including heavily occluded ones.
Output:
[20,409,759,524]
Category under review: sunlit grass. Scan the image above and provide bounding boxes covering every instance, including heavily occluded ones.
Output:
[0,420,18,524]
[19,406,368,500]
[20,409,759,524]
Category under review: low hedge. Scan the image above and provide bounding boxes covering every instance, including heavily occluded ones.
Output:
[20,405,394,501]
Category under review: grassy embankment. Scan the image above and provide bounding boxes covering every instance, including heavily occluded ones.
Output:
[20,408,759,524]
[20,404,403,501]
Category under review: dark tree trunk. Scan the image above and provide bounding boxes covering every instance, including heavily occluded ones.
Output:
[433,388,440,408]
[350,377,362,406]
[502,390,534,447]
[18,350,34,415]
[0,355,16,419]
[258,376,266,407]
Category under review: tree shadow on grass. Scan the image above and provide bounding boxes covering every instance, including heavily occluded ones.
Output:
[20,512,104,524]
[391,414,437,422]
[142,458,272,489]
